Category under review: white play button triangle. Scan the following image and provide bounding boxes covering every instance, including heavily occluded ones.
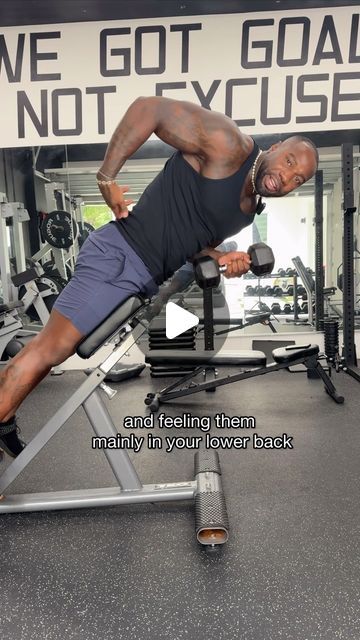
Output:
[165,302,199,339]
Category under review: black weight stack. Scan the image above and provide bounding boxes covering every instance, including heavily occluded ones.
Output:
[323,318,339,363]
[148,317,197,377]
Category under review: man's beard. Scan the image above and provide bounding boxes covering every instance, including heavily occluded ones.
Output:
[255,167,281,198]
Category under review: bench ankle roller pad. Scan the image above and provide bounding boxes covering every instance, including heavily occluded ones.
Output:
[194,449,229,545]
[272,344,319,364]
[76,295,145,359]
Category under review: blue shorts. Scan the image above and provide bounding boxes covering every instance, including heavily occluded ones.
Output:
[53,223,158,335]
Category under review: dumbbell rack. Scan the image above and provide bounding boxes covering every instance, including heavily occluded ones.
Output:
[243,269,314,322]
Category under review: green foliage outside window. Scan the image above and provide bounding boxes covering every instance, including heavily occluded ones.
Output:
[82,205,113,229]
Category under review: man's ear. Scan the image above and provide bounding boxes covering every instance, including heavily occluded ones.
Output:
[268,141,282,153]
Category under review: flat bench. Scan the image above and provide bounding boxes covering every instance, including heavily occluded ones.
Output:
[144,343,345,411]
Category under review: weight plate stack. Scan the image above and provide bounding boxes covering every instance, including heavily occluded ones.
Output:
[148,317,197,377]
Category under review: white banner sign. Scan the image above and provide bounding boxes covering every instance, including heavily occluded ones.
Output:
[0,7,359,147]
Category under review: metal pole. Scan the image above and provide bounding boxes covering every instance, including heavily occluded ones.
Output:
[341,144,357,366]
[314,170,324,330]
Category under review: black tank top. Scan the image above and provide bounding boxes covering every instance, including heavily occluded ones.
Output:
[115,140,259,284]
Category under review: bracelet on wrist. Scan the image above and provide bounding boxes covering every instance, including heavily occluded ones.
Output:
[97,168,116,179]
[97,178,117,186]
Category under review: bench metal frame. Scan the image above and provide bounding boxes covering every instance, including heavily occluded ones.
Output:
[145,347,345,410]
[0,300,229,548]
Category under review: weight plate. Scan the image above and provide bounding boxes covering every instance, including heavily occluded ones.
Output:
[42,260,72,281]
[38,275,64,295]
[78,222,95,248]
[41,210,78,249]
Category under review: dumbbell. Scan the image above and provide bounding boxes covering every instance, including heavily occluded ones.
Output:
[272,286,283,297]
[264,286,274,296]
[255,284,267,296]
[297,285,306,296]
[283,303,292,314]
[278,268,286,277]
[193,242,275,289]
[271,303,282,314]
[286,267,296,276]
[219,242,274,278]
[285,284,294,296]
[248,243,275,276]
[245,285,256,296]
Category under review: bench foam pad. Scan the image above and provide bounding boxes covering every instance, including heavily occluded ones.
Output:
[146,349,266,367]
[76,295,145,359]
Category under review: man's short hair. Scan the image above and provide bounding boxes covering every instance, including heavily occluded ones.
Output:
[290,135,319,166]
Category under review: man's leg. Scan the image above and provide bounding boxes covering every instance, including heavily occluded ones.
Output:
[0,223,158,458]
[0,309,84,456]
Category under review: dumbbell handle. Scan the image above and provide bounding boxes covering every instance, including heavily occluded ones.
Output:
[218,264,252,276]
[218,243,274,277]
[218,254,250,274]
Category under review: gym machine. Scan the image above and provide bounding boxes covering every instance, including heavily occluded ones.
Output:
[0,193,29,304]
[0,296,229,551]
[12,262,63,328]
[0,192,69,327]
[291,255,336,327]
[0,194,37,358]
[288,171,325,327]
[324,143,360,383]
[286,170,336,327]
[1,193,141,378]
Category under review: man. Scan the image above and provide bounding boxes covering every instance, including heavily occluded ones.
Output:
[0,96,318,458]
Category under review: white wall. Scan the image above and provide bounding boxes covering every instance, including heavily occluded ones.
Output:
[225,195,325,273]
[266,196,318,271]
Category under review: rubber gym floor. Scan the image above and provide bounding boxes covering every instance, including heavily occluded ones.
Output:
[0,364,359,640]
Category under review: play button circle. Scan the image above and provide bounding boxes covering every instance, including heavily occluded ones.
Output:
[165,302,199,339]
[134,282,233,360]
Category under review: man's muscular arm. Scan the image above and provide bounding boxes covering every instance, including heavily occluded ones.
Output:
[99,96,241,177]
[97,96,247,218]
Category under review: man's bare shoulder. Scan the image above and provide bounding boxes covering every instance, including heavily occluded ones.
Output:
[212,127,253,161]
[202,122,254,174]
